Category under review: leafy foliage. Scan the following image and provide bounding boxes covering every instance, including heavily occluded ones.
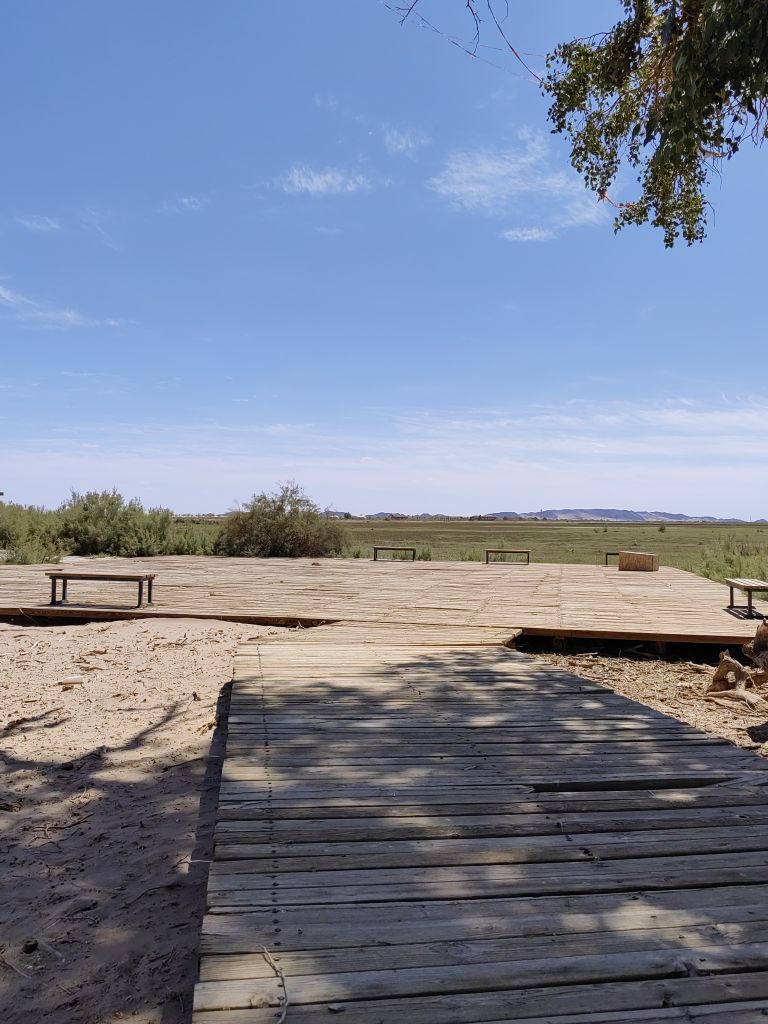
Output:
[395,0,768,245]
[545,0,768,245]
[0,492,216,563]
[216,482,347,558]
[58,490,214,557]
[0,503,64,564]
[695,533,768,583]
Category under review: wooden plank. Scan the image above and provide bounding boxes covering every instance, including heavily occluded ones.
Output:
[189,1002,768,1024]
[200,883,768,953]
[206,865,768,908]
[198,919,768,980]
[189,975,768,1023]
[214,807,768,843]
[194,943,768,1009]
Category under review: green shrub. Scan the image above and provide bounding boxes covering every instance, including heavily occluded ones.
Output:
[56,490,216,557]
[695,534,768,584]
[216,482,346,558]
[0,503,64,564]
[59,490,165,556]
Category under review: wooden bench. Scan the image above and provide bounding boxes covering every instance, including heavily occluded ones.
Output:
[725,577,768,619]
[46,571,156,608]
[372,547,416,562]
[485,549,530,564]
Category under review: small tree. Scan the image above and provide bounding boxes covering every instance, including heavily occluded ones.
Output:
[216,482,347,558]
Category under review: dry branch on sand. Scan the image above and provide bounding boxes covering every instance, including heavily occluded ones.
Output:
[703,621,768,712]
[743,618,768,680]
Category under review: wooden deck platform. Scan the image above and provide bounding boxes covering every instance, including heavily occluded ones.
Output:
[1,556,765,644]
[193,624,768,1022]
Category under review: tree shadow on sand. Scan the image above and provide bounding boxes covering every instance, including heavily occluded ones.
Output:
[0,685,231,1024]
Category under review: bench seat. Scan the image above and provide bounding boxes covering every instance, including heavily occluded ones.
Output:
[725,577,768,619]
[45,571,156,608]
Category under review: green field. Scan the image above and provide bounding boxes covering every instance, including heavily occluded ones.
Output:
[339,519,768,581]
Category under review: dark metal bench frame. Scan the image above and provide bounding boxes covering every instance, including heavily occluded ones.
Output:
[46,572,156,608]
[485,549,530,565]
[373,547,416,562]
[605,551,620,565]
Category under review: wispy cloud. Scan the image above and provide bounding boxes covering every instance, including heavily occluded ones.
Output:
[429,131,605,240]
[277,164,371,196]
[313,93,338,112]
[0,283,123,329]
[5,398,767,517]
[81,208,121,251]
[382,126,431,159]
[15,214,61,233]
[160,195,209,214]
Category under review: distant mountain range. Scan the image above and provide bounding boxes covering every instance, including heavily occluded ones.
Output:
[485,509,748,523]
[364,509,758,523]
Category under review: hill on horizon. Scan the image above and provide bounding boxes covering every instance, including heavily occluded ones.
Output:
[484,508,745,523]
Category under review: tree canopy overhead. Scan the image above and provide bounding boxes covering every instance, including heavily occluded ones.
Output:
[393,1,768,246]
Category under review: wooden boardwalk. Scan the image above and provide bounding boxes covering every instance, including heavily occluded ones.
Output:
[1,556,765,644]
[193,624,768,1023]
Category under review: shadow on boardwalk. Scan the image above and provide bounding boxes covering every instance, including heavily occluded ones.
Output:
[195,640,768,1021]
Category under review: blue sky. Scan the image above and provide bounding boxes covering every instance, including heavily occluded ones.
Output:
[1,1,766,517]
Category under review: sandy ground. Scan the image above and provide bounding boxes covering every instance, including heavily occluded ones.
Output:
[537,645,768,755]
[0,617,284,1024]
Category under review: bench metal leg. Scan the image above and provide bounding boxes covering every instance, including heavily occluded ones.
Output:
[137,580,144,608]
[147,579,153,605]
[748,591,754,618]
[50,578,57,605]
[61,579,68,605]
[729,585,735,609]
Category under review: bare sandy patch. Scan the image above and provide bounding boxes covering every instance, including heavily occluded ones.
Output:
[0,616,284,1024]
[536,648,768,754]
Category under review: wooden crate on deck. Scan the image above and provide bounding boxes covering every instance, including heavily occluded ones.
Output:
[618,550,659,572]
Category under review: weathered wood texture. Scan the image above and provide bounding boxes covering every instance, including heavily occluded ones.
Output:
[618,551,660,572]
[193,625,768,1023]
[1,556,765,643]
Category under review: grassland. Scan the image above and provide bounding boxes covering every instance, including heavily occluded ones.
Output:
[4,497,767,585]
[340,519,768,581]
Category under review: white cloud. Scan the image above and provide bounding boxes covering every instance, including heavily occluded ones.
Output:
[277,164,371,196]
[382,126,431,159]
[15,214,61,233]
[160,195,209,214]
[429,131,605,239]
[501,227,555,243]
[0,283,123,329]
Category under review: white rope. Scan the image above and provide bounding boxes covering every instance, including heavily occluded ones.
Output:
[261,945,289,1023]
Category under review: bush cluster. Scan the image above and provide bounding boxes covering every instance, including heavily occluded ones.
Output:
[216,483,345,558]
[0,484,346,564]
